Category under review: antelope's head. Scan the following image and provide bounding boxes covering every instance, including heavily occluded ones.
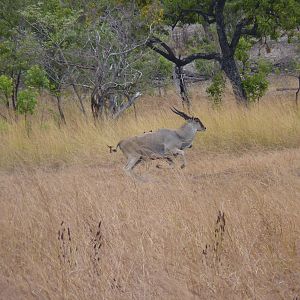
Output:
[171,107,206,132]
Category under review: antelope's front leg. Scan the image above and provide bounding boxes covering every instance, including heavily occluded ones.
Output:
[171,149,186,169]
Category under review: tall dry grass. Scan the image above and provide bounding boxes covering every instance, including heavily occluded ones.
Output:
[0,78,300,299]
[0,78,300,169]
[0,148,299,299]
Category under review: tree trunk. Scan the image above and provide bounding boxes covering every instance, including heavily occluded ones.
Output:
[5,96,9,109]
[214,0,248,106]
[91,88,105,119]
[221,57,248,105]
[174,65,190,109]
[72,84,86,116]
[12,70,21,110]
[56,95,66,125]
[108,94,117,117]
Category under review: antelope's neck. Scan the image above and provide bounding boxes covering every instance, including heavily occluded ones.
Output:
[176,123,197,142]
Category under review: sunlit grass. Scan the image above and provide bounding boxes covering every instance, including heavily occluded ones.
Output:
[1,83,300,299]
[1,83,300,168]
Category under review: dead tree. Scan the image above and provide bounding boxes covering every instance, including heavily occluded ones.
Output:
[71,6,146,119]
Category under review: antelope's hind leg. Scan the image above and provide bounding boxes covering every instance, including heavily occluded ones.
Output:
[123,156,148,181]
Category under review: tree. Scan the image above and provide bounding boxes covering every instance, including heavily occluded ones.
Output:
[22,1,151,120]
[22,0,85,123]
[17,88,37,135]
[0,0,37,110]
[17,89,37,116]
[146,0,300,105]
[70,3,148,119]
[25,65,50,92]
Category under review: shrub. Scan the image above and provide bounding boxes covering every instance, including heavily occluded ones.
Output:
[0,75,13,105]
[206,72,226,106]
[25,65,49,91]
[17,89,37,115]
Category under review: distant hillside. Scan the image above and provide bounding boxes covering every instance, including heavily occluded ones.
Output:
[249,35,300,71]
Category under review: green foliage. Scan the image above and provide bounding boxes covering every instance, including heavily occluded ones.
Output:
[161,0,300,35]
[139,0,164,25]
[25,65,50,91]
[157,56,173,78]
[206,72,226,106]
[290,59,300,73]
[22,1,82,48]
[239,0,300,38]
[195,60,215,77]
[235,37,253,67]
[0,0,298,110]
[234,35,272,103]
[257,59,272,75]
[242,60,272,102]
[242,73,268,102]
[0,36,37,75]
[0,0,38,77]
[0,75,13,103]
[133,50,173,89]
[274,67,281,75]
[161,0,201,25]
[17,89,37,115]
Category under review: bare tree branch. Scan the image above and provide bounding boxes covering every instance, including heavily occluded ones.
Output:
[147,36,221,66]
[112,92,142,119]
[146,37,179,64]
[180,52,221,65]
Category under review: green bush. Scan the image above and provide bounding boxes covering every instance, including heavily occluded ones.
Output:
[242,73,268,102]
[235,37,252,67]
[0,75,13,104]
[242,60,272,102]
[17,89,37,115]
[206,72,226,106]
[25,65,50,91]
[157,56,173,78]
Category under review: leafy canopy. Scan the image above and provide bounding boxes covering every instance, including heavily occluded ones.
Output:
[161,0,300,37]
[0,75,13,102]
[25,65,50,91]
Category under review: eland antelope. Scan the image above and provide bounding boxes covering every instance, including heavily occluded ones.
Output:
[109,107,206,178]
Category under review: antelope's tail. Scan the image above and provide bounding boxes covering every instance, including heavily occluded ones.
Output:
[107,143,120,153]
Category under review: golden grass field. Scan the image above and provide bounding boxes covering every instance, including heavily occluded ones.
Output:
[0,76,300,299]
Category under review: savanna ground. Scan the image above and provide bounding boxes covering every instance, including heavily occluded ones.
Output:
[0,76,300,299]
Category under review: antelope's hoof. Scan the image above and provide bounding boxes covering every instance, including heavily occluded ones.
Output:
[156,164,162,169]
[180,164,185,169]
